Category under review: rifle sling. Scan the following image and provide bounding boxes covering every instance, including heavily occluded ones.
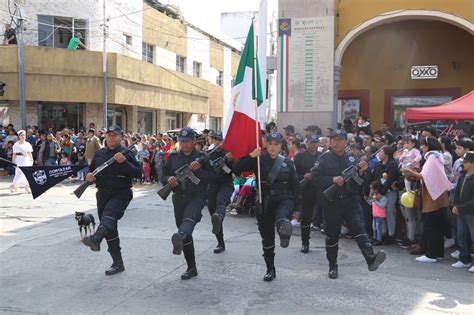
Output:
[265,155,285,187]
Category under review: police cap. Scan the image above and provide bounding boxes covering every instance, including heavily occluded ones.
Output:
[106,125,123,135]
[178,127,196,142]
[209,130,223,140]
[306,134,320,143]
[266,132,283,144]
[330,129,347,140]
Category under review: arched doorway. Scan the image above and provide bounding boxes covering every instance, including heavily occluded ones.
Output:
[334,10,473,131]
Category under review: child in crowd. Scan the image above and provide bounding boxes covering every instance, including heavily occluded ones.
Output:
[399,137,421,192]
[59,152,70,166]
[6,140,14,175]
[370,181,388,246]
[142,157,151,184]
[76,153,88,181]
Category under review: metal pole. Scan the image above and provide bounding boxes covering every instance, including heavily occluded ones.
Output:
[102,0,108,129]
[252,19,263,205]
[16,4,26,129]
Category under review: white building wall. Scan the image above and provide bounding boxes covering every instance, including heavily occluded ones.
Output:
[222,46,233,129]
[186,26,212,82]
[2,0,142,60]
[154,46,177,70]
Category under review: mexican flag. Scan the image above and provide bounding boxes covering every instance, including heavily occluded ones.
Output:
[223,24,264,160]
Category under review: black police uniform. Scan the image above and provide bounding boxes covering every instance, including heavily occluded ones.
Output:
[233,132,300,281]
[82,126,142,276]
[162,128,209,280]
[293,137,320,253]
[203,131,234,254]
[313,130,385,279]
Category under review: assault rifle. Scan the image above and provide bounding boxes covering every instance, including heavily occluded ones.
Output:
[298,164,318,189]
[157,164,201,200]
[322,165,364,201]
[73,141,138,199]
[209,156,231,174]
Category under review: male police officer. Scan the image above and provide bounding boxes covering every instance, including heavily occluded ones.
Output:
[82,125,142,275]
[205,131,234,253]
[313,129,386,279]
[162,127,209,280]
[293,134,321,253]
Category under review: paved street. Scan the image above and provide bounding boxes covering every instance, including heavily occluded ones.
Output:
[0,178,473,314]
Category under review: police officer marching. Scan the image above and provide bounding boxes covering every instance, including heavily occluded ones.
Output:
[312,129,386,279]
[162,128,209,280]
[293,134,321,253]
[205,131,234,254]
[233,132,300,282]
[82,125,142,275]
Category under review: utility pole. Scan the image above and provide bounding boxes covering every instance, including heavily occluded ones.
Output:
[16,3,26,129]
[102,0,108,129]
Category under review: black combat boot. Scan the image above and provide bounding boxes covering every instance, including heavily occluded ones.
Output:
[213,231,225,254]
[82,225,108,251]
[182,240,198,280]
[171,232,184,255]
[328,264,338,279]
[211,213,222,235]
[105,252,125,275]
[301,243,309,253]
[361,245,386,271]
[263,254,276,282]
[181,265,198,280]
[277,220,292,248]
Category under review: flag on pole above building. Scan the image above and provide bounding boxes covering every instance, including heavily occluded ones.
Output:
[223,23,263,160]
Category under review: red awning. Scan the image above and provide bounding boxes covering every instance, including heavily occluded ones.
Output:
[405,91,474,122]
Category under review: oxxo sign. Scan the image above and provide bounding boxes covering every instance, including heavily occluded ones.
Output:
[411,65,438,80]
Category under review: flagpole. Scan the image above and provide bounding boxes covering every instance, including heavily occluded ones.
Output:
[252,18,263,205]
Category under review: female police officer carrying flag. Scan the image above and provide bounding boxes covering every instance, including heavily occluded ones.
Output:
[233,132,300,282]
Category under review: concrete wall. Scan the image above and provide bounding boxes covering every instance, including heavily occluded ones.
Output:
[142,2,187,57]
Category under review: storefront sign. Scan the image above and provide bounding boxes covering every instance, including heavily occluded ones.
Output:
[410,65,438,80]
[432,121,471,137]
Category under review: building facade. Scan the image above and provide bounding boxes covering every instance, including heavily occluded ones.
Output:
[0,0,241,133]
[277,0,473,134]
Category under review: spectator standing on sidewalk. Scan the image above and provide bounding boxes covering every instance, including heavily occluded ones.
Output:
[85,129,101,165]
[451,151,474,272]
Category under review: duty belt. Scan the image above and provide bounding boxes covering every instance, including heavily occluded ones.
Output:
[270,189,290,195]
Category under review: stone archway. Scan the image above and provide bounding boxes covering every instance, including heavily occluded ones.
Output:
[331,9,473,127]
[335,9,474,66]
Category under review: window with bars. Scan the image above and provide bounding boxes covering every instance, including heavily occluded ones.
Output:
[216,71,223,86]
[142,42,154,63]
[124,34,132,45]
[176,55,186,73]
[193,61,202,78]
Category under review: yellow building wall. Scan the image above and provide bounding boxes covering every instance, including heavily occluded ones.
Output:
[336,0,474,47]
[210,41,224,71]
[231,52,241,77]
[142,3,187,57]
[209,85,224,117]
[0,46,210,114]
[339,20,474,128]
